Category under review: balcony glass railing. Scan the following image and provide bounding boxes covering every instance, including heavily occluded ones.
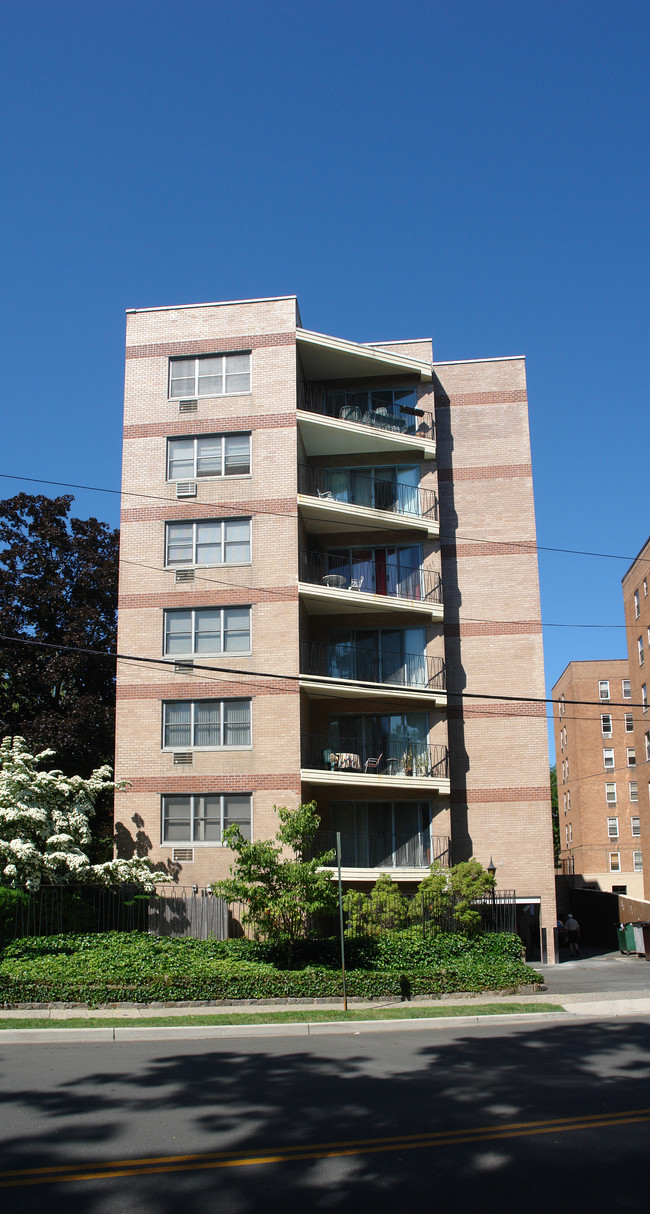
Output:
[311,830,451,869]
[301,641,446,691]
[298,465,438,522]
[299,550,442,604]
[302,735,450,779]
[298,383,434,440]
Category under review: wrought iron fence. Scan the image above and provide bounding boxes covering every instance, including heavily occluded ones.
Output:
[299,548,443,604]
[297,464,438,521]
[298,383,435,440]
[302,733,450,779]
[311,830,451,870]
[300,640,446,691]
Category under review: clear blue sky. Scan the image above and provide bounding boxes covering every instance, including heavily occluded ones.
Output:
[2,0,648,760]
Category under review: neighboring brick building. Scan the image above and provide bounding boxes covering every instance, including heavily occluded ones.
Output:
[552,660,643,899]
[622,538,650,899]
[114,296,556,950]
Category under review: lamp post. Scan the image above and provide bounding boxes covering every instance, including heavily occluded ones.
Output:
[487,857,497,929]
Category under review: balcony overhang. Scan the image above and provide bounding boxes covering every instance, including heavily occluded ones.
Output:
[299,675,447,709]
[301,769,450,795]
[297,494,439,539]
[298,582,444,620]
[297,410,436,460]
[318,866,430,882]
[297,328,432,383]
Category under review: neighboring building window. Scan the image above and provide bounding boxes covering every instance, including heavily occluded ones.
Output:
[599,680,610,701]
[644,577,648,598]
[629,782,639,802]
[563,793,566,815]
[605,782,617,805]
[164,607,251,656]
[565,825,569,846]
[607,816,619,838]
[623,679,632,699]
[609,852,621,872]
[631,816,641,835]
[643,684,648,712]
[603,748,615,770]
[568,823,573,842]
[612,885,628,895]
[601,714,613,737]
[646,732,650,762]
[567,790,571,810]
[625,713,634,733]
[162,699,251,749]
[634,590,640,618]
[566,757,569,779]
[167,434,251,480]
[165,518,251,566]
[162,794,251,844]
[169,352,251,398]
[634,851,643,873]
[638,636,644,665]
[627,748,636,767]
[559,695,565,718]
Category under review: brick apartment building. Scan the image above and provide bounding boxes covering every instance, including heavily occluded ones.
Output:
[113,295,556,948]
[552,659,643,899]
[622,537,650,898]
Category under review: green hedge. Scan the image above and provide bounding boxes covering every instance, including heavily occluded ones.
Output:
[0,888,28,945]
[0,930,542,1005]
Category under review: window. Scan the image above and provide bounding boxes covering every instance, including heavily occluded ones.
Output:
[167,433,251,480]
[164,607,251,656]
[599,680,610,701]
[639,636,644,665]
[169,352,251,398]
[631,816,641,835]
[165,518,250,566]
[644,577,648,598]
[623,679,632,699]
[605,782,617,805]
[162,699,251,749]
[643,684,648,713]
[601,714,613,737]
[646,732,650,762]
[567,790,571,810]
[612,885,627,895]
[627,748,636,767]
[607,816,619,838]
[635,590,640,618]
[558,695,565,717]
[568,823,573,842]
[625,713,634,733]
[563,793,566,815]
[162,794,251,844]
[629,782,639,802]
[603,747,615,770]
[566,757,569,779]
[634,851,643,872]
[609,852,621,872]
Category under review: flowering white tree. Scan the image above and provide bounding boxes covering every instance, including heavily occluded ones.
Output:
[0,736,162,890]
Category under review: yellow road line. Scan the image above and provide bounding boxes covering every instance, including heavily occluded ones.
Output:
[1,1108,649,1188]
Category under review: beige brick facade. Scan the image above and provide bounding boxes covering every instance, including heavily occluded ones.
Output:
[114,299,556,956]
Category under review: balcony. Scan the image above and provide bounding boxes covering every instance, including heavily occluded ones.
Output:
[298,549,443,620]
[297,384,436,461]
[297,465,439,540]
[301,734,450,794]
[311,830,451,873]
[300,641,446,707]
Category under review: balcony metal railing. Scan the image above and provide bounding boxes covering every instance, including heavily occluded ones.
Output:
[298,464,438,522]
[298,383,434,441]
[301,640,446,691]
[311,830,451,870]
[299,549,442,604]
[302,734,450,779]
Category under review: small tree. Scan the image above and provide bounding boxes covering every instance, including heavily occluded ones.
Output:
[212,802,337,957]
[417,858,496,934]
[0,736,160,890]
[343,873,410,936]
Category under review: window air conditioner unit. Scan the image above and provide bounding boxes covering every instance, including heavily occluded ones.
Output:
[178,399,198,413]
[172,751,193,766]
[176,480,197,498]
[175,569,195,584]
[172,848,194,863]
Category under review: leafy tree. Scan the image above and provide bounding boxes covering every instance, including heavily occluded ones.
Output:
[0,736,161,890]
[0,493,119,779]
[343,873,411,936]
[550,763,560,865]
[212,802,337,958]
[416,858,495,933]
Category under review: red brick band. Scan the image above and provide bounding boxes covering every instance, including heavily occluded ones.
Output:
[441,541,537,558]
[116,678,297,698]
[437,464,532,481]
[125,332,295,359]
[435,390,527,408]
[124,414,295,439]
[118,588,298,610]
[118,775,302,793]
[450,787,551,803]
[120,498,296,523]
[444,620,543,637]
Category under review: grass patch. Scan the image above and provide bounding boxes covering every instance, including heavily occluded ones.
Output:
[0,1002,563,1029]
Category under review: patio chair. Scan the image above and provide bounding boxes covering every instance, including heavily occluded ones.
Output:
[339,404,363,423]
[322,748,337,770]
[317,488,334,500]
[364,752,383,773]
[349,576,364,591]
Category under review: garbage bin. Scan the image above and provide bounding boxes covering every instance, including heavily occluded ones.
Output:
[618,923,639,954]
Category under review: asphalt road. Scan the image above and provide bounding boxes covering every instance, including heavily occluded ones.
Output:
[2,1016,650,1214]
[539,950,650,994]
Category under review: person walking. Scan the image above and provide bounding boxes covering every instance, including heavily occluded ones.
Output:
[565,913,580,957]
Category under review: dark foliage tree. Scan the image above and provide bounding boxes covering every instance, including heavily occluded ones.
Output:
[550,764,560,866]
[0,494,119,791]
